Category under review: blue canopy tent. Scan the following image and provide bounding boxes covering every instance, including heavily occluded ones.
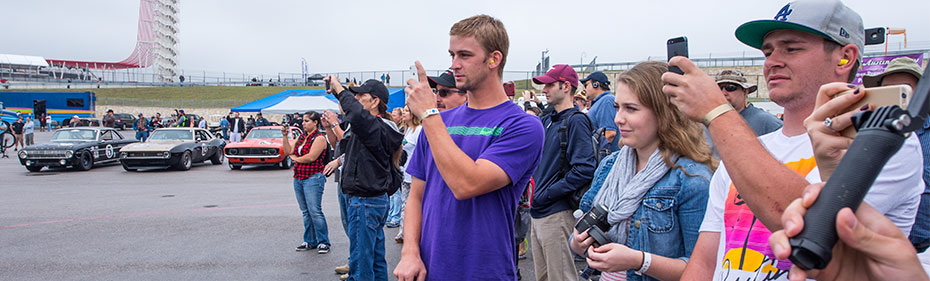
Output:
[231,88,406,113]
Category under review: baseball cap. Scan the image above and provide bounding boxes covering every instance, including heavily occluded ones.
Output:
[349,79,390,103]
[715,70,758,93]
[533,64,578,88]
[579,71,610,86]
[428,69,456,88]
[735,0,864,61]
[862,57,924,87]
[179,109,185,114]
[138,113,143,117]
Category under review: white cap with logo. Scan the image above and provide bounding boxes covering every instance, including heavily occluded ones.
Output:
[734,0,864,61]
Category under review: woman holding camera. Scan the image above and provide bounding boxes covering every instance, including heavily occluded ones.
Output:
[569,61,715,281]
[281,112,331,254]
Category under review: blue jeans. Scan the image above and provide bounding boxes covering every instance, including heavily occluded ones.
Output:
[135,131,148,142]
[294,173,329,246]
[386,190,403,223]
[347,194,388,281]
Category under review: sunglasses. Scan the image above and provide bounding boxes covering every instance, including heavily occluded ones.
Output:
[719,84,741,92]
[433,88,466,97]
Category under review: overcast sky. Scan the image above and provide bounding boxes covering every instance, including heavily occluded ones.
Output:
[4,0,928,75]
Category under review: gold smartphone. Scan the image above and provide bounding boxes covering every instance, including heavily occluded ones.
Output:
[833,85,912,138]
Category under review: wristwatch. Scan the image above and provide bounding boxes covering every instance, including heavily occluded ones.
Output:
[420,108,440,120]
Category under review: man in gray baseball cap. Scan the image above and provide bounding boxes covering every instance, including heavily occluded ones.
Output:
[663,1,924,280]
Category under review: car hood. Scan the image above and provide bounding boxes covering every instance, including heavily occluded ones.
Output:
[121,140,189,152]
[226,138,287,148]
[25,140,94,150]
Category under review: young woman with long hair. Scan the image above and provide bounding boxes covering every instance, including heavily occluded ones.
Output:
[393,105,422,243]
[570,61,716,281]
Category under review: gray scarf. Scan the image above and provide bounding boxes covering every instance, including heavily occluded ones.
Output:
[592,146,677,244]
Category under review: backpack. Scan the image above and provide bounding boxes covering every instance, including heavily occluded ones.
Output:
[556,111,611,210]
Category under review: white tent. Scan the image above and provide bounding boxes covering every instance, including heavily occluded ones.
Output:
[260,96,340,114]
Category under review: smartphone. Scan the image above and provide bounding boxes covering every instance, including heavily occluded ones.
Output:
[325,77,331,93]
[833,85,913,138]
[864,27,885,46]
[667,36,689,75]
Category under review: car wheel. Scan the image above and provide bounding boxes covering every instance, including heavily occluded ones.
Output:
[75,151,93,171]
[174,151,192,171]
[121,163,137,172]
[25,166,43,172]
[280,157,293,169]
[228,161,241,170]
[210,150,224,165]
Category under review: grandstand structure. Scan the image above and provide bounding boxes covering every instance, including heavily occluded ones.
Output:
[0,0,179,84]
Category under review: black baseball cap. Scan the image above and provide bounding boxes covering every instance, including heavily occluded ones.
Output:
[428,69,456,88]
[579,71,610,86]
[349,79,390,103]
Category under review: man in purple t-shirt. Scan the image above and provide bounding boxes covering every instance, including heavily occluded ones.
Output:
[394,15,544,281]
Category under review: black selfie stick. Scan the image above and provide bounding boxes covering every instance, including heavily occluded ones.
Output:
[789,66,930,270]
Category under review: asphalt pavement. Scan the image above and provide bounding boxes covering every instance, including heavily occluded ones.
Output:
[0,130,544,281]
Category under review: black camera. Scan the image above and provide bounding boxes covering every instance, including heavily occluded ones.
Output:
[574,204,612,246]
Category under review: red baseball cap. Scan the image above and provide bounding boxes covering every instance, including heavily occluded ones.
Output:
[532,64,578,88]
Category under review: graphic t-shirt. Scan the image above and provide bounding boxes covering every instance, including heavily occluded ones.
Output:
[699,129,923,281]
[407,101,544,281]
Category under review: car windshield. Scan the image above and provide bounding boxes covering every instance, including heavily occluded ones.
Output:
[52,129,97,141]
[245,129,283,139]
[148,130,193,140]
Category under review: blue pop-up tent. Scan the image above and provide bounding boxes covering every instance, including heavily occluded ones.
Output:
[231,89,406,113]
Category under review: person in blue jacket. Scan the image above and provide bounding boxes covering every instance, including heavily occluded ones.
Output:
[133,113,151,141]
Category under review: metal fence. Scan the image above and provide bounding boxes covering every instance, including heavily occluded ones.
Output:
[96,97,250,109]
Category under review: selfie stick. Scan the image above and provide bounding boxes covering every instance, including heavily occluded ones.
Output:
[789,66,930,270]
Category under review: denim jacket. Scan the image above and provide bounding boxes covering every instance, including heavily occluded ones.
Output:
[579,152,712,281]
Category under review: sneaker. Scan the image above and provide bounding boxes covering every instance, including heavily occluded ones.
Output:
[385,221,400,228]
[334,264,350,274]
[295,242,316,251]
[317,244,330,254]
[339,273,349,281]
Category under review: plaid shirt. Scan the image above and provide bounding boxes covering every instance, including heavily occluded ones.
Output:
[292,130,327,179]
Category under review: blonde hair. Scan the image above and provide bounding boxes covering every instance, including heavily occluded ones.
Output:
[449,15,509,77]
[616,61,717,173]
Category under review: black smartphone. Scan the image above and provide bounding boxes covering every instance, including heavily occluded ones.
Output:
[667,36,689,75]
[864,27,885,45]
[325,77,331,92]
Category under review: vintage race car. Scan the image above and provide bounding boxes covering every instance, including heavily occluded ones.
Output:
[118,128,226,171]
[224,126,303,170]
[18,127,138,172]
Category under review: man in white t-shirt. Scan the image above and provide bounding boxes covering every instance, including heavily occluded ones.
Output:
[661,1,923,280]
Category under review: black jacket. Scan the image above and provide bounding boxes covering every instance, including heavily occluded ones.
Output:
[337,89,404,197]
[530,107,596,218]
[227,117,246,133]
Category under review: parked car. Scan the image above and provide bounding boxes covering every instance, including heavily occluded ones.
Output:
[62,118,102,127]
[113,113,137,130]
[225,126,303,170]
[118,128,225,171]
[18,127,138,172]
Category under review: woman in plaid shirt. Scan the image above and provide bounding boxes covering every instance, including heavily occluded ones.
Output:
[282,111,331,254]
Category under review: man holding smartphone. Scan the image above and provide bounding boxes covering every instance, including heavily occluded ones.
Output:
[662,1,923,280]
[394,15,544,281]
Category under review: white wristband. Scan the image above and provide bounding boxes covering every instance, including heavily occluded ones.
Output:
[635,251,652,275]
